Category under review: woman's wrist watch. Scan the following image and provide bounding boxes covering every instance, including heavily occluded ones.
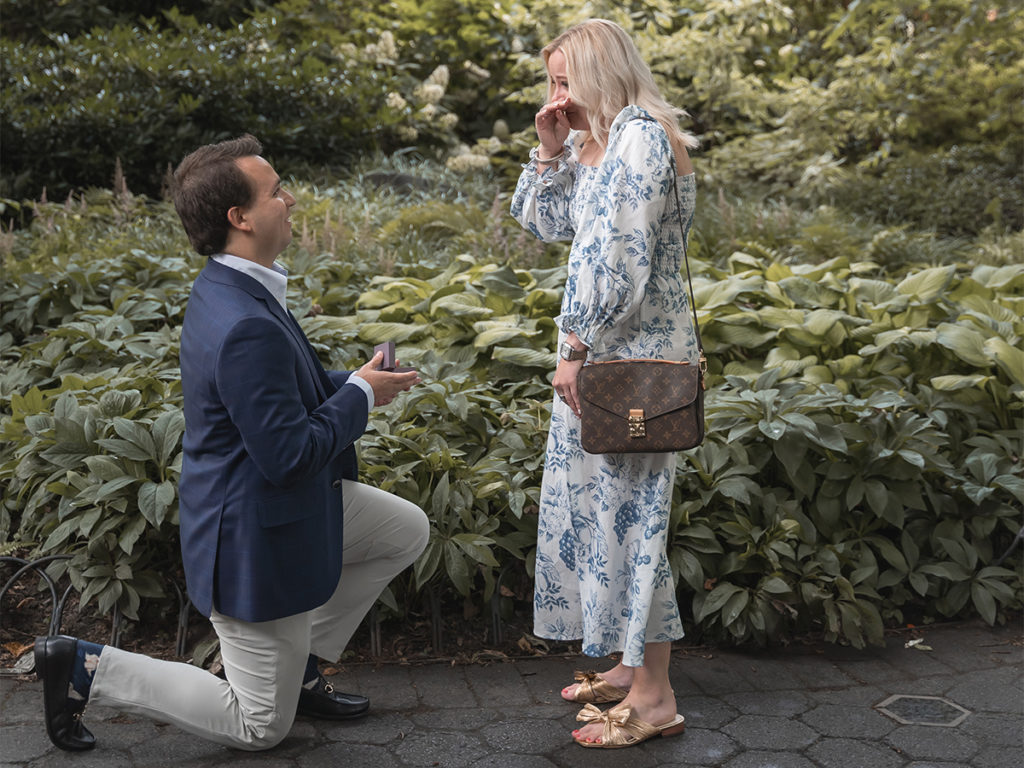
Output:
[559,341,588,361]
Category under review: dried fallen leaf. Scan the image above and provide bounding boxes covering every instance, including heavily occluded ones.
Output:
[516,633,550,655]
[470,649,509,663]
[4,641,34,659]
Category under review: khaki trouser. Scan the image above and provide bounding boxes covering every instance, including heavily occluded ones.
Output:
[89,481,428,750]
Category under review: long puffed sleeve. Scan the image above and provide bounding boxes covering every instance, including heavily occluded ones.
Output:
[509,139,579,242]
[558,113,675,352]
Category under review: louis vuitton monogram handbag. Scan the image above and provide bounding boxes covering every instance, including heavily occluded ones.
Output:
[577,163,706,455]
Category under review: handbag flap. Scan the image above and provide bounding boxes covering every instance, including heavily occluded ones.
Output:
[579,361,700,420]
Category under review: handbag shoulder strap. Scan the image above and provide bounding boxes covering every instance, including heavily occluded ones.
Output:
[668,154,706,373]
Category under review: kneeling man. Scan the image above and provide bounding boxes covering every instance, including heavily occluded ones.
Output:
[35,135,428,751]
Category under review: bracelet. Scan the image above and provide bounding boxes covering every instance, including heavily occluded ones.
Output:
[530,146,564,164]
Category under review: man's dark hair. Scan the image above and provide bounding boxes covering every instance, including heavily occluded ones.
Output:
[171,135,264,256]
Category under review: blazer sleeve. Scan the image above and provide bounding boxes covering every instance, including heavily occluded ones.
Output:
[327,370,352,389]
[215,315,368,488]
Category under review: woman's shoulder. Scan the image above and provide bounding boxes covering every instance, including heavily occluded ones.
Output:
[608,106,692,174]
[606,106,671,162]
[610,105,655,131]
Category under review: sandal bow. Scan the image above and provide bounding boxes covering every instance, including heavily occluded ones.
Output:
[576,703,657,746]
[568,670,628,703]
[574,703,685,749]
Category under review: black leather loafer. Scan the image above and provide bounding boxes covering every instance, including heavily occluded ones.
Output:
[35,635,96,751]
[297,675,369,720]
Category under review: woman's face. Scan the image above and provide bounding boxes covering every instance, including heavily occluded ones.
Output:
[546,49,590,131]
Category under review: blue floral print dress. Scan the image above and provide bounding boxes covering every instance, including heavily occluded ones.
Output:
[510,106,698,667]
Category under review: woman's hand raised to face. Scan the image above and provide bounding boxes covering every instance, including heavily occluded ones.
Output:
[535,98,573,159]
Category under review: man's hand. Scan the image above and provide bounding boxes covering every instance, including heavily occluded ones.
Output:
[354,351,420,407]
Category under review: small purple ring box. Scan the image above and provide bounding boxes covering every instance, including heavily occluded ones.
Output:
[373,342,415,373]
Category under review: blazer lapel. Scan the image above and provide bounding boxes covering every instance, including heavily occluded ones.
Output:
[264,301,331,399]
[202,260,333,401]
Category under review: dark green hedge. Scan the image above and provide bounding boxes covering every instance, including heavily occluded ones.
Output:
[0,0,268,43]
[0,8,453,200]
[2,0,1020,237]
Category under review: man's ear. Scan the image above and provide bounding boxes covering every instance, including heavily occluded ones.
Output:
[226,205,252,233]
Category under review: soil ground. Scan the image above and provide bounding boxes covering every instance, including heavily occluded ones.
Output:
[0,570,575,672]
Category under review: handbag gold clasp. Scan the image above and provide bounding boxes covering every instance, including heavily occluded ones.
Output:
[628,409,646,438]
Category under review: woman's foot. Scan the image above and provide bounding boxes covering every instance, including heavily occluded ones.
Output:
[571,689,677,745]
[560,663,633,702]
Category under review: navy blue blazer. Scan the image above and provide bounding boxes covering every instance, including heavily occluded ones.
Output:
[178,258,368,622]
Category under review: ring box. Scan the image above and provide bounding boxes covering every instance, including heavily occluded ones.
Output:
[374,341,397,370]
[373,342,415,373]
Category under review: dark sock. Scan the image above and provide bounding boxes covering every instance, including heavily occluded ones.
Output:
[302,654,320,688]
[68,640,104,705]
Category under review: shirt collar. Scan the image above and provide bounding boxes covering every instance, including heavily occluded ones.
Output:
[212,253,288,310]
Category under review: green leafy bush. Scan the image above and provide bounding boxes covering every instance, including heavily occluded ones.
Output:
[0,0,269,43]
[6,0,1021,237]
[5,161,1019,648]
[0,4,460,200]
[832,146,1024,235]
[499,0,1024,235]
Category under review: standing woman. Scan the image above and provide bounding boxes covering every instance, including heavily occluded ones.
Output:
[510,19,699,749]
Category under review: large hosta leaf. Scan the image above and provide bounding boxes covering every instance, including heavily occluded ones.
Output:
[970,264,1024,291]
[984,337,1024,386]
[693,275,764,310]
[778,277,843,308]
[357,322,428,343]
[430,293,493,319]
[473,325,539,348]
[896,266,956,302]
[930,374,991,391]
[934,323,992,368]
[490,347,556,368]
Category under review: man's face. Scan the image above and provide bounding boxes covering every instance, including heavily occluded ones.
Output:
[234,155,296,263]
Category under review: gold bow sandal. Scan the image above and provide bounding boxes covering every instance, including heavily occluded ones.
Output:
[573,703,686,749]
[563,670,629,703]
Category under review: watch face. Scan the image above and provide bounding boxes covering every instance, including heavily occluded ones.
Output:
[560,342,583,360]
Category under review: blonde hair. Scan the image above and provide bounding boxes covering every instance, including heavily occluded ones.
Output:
[542,19,698,152]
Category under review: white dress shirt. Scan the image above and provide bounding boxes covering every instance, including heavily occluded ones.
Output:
[212,254,374,409]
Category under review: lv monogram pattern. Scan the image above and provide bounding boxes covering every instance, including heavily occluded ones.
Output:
[579,361,704,453]
[511,106,697,666]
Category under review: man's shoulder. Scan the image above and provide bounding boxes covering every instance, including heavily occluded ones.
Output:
[191,263,265,310]
[183,270,276,349]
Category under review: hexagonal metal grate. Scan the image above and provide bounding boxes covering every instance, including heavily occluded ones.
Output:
[874,694,971,727]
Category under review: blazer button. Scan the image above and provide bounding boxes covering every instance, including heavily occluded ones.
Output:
[331,479,342,489]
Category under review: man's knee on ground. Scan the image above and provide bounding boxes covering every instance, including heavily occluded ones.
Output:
[237,711,294,752]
